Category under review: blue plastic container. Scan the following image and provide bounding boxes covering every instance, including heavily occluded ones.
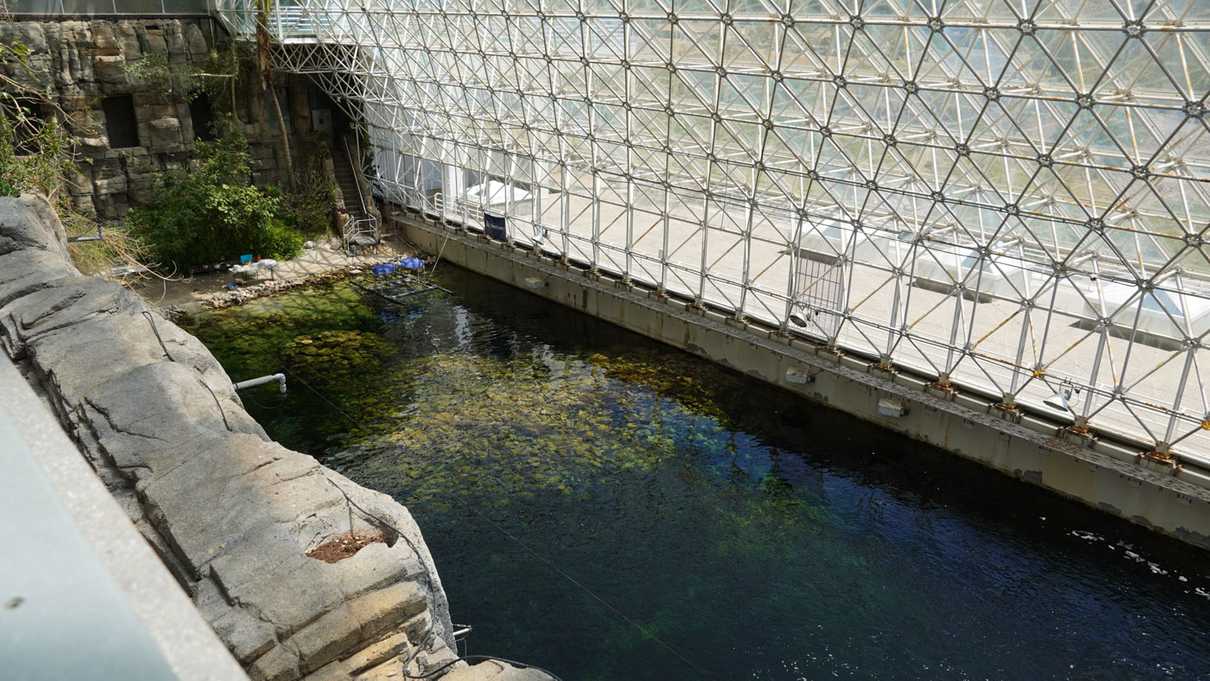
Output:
[371,262,399,277]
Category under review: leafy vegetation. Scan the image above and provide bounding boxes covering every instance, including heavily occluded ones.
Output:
[0,40,150,274]
[128,118,303,270]
[4,32,334,274]
[280,133,337,237]
[124,43,331,270]
[124,48,238,103]
[0,105,69,198]
[0,35,71,200]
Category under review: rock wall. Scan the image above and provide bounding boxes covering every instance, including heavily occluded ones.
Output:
[0,19,312,220]
[0,194,553,681]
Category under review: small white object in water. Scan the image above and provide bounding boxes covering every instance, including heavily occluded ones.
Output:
[304,240,316,249]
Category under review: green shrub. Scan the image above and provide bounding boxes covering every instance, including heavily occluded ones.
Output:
[1,39,74,199]
[0,108,71,198]
[256,217,305,259]
[281,134,336,237]
[282,173,336,237]
[129,118,304,270]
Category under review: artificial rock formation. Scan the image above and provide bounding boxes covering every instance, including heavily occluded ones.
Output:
[0,19,318,220]
[0,194,553,681]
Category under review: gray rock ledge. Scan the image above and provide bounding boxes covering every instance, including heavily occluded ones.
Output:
[0,195,553,681]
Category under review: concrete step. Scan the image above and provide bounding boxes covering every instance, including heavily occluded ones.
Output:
[439,660,558,681]
[252,581,430,681]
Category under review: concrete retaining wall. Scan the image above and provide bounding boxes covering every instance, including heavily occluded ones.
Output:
[401,217,1210,551]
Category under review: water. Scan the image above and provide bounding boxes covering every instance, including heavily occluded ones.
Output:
[182,267,1210,681]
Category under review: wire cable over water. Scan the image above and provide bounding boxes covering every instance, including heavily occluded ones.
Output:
[428,228,452,276]
[234,284,713,678]
[282,368,715,679]
[323,476,566,681]
[142,310,232,431]
[466,505,715,679]
[291,373,359,425]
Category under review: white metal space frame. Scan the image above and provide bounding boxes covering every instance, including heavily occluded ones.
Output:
[213,0,1210,466]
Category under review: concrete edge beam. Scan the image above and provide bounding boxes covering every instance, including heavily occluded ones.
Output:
[0,353,248,681]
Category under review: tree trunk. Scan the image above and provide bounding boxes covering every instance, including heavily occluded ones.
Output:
[269,85,293,188]
[256,0,294,187]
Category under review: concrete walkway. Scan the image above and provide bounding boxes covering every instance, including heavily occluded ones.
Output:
[129,238,407,312]
[0,353,247,681]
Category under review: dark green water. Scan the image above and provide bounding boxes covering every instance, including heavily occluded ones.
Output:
[183,267,1210,681]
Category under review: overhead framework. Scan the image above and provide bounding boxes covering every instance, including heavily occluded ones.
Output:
[212,0,1210,467]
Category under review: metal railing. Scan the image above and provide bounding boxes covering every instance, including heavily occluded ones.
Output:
[210,1,342,41]
[341,135,379,249]
[343,216,378,250]
[5,0,210,16]
[46,0,1210,466]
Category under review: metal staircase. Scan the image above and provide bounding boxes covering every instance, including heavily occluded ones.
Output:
[337,135,378,251]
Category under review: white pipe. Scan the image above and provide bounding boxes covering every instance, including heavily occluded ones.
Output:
[1067,252,1097,269]
[233,373,287,394]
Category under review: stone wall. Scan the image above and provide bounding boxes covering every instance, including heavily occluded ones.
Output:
[0,18,310,221]
[0,194,554,681]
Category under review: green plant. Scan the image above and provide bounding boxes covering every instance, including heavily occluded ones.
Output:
[124,47,239,104]
[2,37,153,275]
[0,108,70,197]
[257,214,305,256]
[129,118,303,270]
[281,135,337,236]
[124,53,193,100]
[0,37,74,200]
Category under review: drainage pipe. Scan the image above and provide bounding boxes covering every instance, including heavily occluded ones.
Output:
[233,373,287,394]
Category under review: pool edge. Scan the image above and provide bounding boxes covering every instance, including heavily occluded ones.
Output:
[399,216,1210,552]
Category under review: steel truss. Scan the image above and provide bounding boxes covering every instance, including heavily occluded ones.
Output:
[213,0,1210,466]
